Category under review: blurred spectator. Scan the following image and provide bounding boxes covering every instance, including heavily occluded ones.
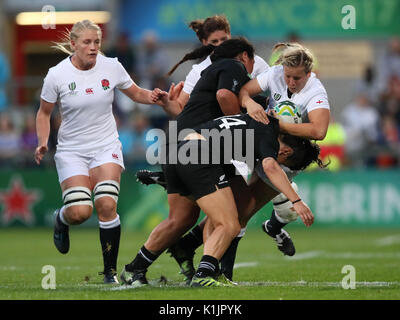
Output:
[119,112,154,169]
[136,31,170,90]
[105,32,137,80]
[376,37,400,96]
[20,113,38,152]
[355,65,379,105]
[341,92,380,167]
[0,52,10,112]
[105,32,138,121]
[0,113,20,163]
[307,117,346,171]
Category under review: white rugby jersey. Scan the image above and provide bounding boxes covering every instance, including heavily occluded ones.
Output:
[254,65,330,190]
[183,55,269,94]
[41,54,134,152]
[256,65,330,121]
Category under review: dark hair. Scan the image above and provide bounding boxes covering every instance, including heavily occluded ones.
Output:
[210,37,254,62]
[281,135,329,171]
[189,15,231,43]
[167,37,254,76]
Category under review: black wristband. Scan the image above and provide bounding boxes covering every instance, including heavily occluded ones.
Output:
[292,199,301,204]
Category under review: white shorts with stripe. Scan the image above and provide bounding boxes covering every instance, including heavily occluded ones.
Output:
[54,139,125,183]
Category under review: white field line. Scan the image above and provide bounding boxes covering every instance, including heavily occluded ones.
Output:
[284,251,323,260]
[276,251,400,260]
[233,262,258,269]
[375,234,400,246]
[99,280,400,290]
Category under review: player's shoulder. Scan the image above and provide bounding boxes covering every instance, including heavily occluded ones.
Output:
[252,55,270,77]
[191,56,211,73]
[306,73,328,95]
[97,53,120,66]
[45,57,72,81]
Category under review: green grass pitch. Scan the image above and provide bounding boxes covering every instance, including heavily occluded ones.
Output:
[1,227,399,300]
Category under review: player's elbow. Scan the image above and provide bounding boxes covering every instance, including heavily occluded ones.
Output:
[216,89,240,115]
[262,157,280,176]
[311,127,327,141]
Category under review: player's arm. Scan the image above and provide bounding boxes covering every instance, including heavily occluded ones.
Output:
[262,157,314,226]
[216,89,240,115]
[120,82,167,105]
[278,108,330,140]
[35,99,55,164]
[239,79,270,124]
[158,82,188,118]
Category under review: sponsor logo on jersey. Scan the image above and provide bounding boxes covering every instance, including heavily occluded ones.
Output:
[112,153,119,159]
[273,93,281,101]
[85,88,94,94]
[68,82,76,91]
[101,79,110,90]
[316,100,323,104]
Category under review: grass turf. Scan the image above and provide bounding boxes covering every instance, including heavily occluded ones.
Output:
[0,227,399,300]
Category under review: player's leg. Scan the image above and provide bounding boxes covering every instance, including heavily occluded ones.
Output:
[121,193,200,286]
[89,162,123,284]
[53,150,94,254]
[191,186,241,287]
[218,174,257,281]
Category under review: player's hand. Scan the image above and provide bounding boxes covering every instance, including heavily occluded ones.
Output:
[151,88,168,105]
[267,108,278,119]
[247,101,269,124]
[168,81,184,102]
[293,201,314,227]
[34,145,48,165]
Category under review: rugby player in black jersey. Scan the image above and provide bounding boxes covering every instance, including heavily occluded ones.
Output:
[121,112,320,287]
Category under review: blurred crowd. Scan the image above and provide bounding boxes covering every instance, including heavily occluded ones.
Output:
[0,33,399,171]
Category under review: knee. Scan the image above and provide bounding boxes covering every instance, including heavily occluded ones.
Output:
[65,205,93,224]
[95,198,117,220]
[228,220,241,239]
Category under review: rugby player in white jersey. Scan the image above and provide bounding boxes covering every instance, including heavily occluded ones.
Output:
[239,42,330,260]
[35,20,166,284]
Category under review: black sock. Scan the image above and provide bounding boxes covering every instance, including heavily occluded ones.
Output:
[99,225,121,274]
[175,225,203,262]
[195,255,219,278]
[125,245,160,272]
[267,210,288,237]
[220,237,242,280]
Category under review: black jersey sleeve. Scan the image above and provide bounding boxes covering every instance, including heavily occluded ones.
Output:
[216,60,251,95]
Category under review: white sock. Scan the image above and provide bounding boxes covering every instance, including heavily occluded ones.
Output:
[59,206,69,226]
[98,214,120,229]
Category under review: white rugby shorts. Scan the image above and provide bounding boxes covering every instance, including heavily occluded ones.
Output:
[54,139,125,183]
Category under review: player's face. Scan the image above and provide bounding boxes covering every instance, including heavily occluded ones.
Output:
[203,30,231,46]
[284,66,311,93]
[71,29,101,68]
[237,52,254,75]
[277,139,294,164]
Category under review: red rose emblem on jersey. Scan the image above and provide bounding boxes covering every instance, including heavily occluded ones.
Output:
[101,79,110,90]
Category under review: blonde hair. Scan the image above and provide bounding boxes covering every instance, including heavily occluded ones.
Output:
[52,20,102,55]
[272,42,314,74]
